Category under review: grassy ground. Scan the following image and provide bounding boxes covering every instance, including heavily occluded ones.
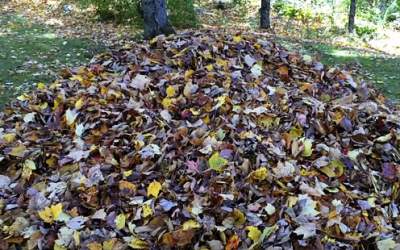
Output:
[308,44,400,102]
[0,12,108,106]
[275,39,400,102]
[0,0,399,109]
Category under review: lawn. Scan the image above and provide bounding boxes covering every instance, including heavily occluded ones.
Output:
[0,12,108,107]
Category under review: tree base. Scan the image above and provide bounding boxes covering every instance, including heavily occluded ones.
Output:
[142,0,176,40]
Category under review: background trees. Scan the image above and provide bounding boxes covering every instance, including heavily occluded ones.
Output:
[78,0,400,39]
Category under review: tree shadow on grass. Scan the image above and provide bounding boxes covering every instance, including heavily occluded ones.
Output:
[0,12,111,108]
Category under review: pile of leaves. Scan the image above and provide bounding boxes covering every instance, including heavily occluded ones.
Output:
[1,30,400,250]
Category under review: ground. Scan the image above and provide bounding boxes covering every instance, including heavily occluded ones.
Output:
[0,0,399,107]
[1,1,400,249]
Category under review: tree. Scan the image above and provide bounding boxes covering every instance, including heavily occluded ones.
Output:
[260,0,271,29]
[142,0,175,40]
[379,0,388,16]
[348,0,357,33]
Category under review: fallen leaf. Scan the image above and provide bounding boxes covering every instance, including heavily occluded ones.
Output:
[147,181,162,198]
[225,235,239,250]
[114,214,125,230]
[247,226,261,242]
[38,203,62,223]
[209,152,228,171]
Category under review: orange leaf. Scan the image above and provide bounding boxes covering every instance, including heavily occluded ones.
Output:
[161,229,196,247]
[225,235,239,250]
[279,65,289,75]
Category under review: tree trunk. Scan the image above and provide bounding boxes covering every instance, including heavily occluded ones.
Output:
[348,0,356,33]
[142,0,175,40]
[379,0,388,16]
[260,0,271,29]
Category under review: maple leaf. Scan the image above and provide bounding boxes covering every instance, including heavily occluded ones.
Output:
[293,223,317,239]
[147,181,162,198]
[187,159,201,173]
[65,109,79,126]
[246,226,261,242]
[38,203,62,223]
[225,235,239,250]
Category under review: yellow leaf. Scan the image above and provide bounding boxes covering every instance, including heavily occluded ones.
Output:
[46,157,57,167]
[101,86,108,95]
[103,238,116,250]
[254,43,261,49]
[290,125,303,138]
[332,111,343,124]
[50,80,59,90]
[185,70,195,77]
[319,166,336,177]
[77,68,86,75]
[233,35,242,43]
[209,152,228,171]
[53,99,60,110]
[22,159,36,180]
[166,86,176,97]
[330,160,344,177]
[182,220,201,231]
[119,181,137,198]
[40,102,48,109]
[251,167,268,181]
[70,75,83,82]
[216,58,228,70]
[114,214,126,230]
[38,207,53,223]
[37,83,47,90]
[17,94,32,101]
[128,238,149,249]
[300,138,313,157]
[54,243,67,250]
[246,226,261,242]
[51,203,62,220]
[150,37,158,44]
[4,133,16,143]
[259,116,274,129]
[205,64,213,71]
[162,98,173,109]
[73,232,81,247]
[147,181,162,198]
[75,99,84,109]
[38,203,62,223]
[202,114,210,124]
[232,209,246,226]
[9,145,26,157]
[123,170,133,177]
[300,169,319,176]
[142,204,153,217]
[22,164,33,180]
[86,241,102,250]
[300,83,314,92]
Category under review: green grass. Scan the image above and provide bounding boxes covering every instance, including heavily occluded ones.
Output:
[0,13,107,107]
[276,39,400,102]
